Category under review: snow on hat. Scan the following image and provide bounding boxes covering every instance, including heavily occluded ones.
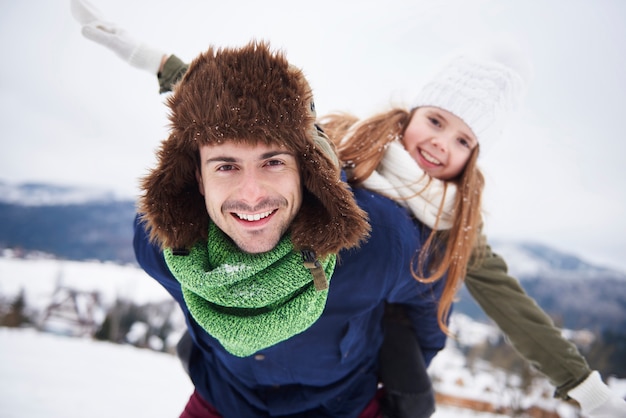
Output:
[138,41,369,258]
[413,43,532,149]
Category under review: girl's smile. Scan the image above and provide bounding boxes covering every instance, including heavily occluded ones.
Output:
[403,107,478,180]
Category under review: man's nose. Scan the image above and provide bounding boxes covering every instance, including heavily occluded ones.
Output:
[237,171,267,203]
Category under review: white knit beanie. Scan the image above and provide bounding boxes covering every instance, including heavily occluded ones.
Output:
[413,43,532,148]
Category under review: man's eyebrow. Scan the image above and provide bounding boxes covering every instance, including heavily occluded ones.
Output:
[204,156,238,164]
[260,150,295,159]
[203,150,295,164]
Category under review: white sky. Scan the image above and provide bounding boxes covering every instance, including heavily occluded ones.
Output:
[1,1,625,271]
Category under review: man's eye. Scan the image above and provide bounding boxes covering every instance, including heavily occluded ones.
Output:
[266,160,284,167]
[217,164,236,171]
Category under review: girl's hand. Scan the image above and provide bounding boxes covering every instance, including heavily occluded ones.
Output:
[70,0,166,75]
[568,371,626,418]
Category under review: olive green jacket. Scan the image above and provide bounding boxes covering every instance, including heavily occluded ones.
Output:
[466,242,590,398]
[157,54,591,399]
[157,54,188,94]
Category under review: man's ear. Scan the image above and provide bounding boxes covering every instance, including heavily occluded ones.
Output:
[195,169,205,196]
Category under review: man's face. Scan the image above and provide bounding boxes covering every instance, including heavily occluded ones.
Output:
[196,141,302,254]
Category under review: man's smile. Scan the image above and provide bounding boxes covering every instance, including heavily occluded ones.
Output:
[233,209,276,222]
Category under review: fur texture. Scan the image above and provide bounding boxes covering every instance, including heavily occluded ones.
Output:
[138,41,370,258]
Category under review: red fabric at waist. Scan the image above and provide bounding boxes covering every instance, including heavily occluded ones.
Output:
[179,389,382,418]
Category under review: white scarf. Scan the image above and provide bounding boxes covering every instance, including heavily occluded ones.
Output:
[359,140,456,230]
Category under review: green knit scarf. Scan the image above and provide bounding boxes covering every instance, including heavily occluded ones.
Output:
[164,223,336,357]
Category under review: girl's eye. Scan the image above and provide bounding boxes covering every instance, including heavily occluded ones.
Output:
[458,138,470,148]
[428,117,441,127]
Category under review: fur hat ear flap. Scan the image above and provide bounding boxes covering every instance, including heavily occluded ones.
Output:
[138,133,208,250]
[290,127,370,258]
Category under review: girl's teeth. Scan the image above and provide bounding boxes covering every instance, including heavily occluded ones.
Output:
[421,150,441,165]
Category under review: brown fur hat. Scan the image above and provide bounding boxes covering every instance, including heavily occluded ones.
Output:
[138,41,370,258]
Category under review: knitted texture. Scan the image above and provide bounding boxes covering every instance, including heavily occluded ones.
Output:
[164,223,336,357]
[567,371,622,414]
[413,44,531,149]
[360,140,456,230]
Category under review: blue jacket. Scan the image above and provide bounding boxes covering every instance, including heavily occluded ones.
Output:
[134,187,447,417]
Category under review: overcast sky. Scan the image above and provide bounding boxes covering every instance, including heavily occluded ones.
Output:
[1,0,625,271]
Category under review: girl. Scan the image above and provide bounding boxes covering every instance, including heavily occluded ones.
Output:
[321,48,521,335]
[70,1,626,417]
[321,50,626,418]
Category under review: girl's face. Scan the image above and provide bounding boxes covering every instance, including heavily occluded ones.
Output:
[403,107,478,180]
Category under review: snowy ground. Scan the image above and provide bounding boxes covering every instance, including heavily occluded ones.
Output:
[2,255,625,417]
[0,256,502,418]
[1,327,504,418]
[0,327,192,418]
[5,327,609,418]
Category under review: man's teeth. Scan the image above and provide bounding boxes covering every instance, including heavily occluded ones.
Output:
[420,150,441,165]
[236,210,274,221]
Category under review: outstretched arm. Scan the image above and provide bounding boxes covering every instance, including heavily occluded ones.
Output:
[70,0,172,87]
[466,238,626,417]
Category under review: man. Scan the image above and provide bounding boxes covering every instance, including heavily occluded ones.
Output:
[132,41,445,417]
[71,3,626,416]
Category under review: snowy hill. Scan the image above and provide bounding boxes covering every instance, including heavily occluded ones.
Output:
[489,240,626,280]
[0,180,128,206]
[454,241,626,331]
[0,181,137,263]
[2,179,626,329]
[2,178,625,273]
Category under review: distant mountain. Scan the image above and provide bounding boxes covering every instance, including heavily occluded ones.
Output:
[487,240,625,280]
[455,242,626,332]
[0,180,127,206]
[2,180,626,332]
[0,181,137,264]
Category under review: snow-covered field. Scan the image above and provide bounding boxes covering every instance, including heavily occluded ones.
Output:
[0,327,191,418]
[0,328,502,418]
[1,254,624,417]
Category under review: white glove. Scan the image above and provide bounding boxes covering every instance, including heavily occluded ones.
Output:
[568,371,626,418]
[70,0,165,75]
[70,0,103,25]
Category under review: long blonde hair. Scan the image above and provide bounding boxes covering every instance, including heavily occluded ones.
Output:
[320,108,485,334]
